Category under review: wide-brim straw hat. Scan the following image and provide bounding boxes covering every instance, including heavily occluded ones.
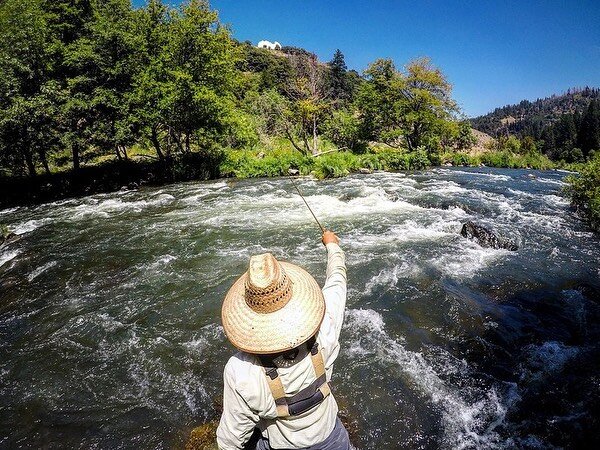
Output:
[222,253,325,354]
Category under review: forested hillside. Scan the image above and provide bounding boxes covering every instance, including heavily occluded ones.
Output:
[471,88,600,162]
[0,0,567,209]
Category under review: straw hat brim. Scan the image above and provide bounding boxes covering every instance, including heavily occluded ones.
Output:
[222,262,325,354]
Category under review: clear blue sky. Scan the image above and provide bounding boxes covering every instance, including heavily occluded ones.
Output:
[134,1,600,117]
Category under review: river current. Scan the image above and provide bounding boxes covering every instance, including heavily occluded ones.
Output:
[1,168,599,449]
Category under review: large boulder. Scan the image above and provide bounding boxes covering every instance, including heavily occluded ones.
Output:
[460,221,518,251]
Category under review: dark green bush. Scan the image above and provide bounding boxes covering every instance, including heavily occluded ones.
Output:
[408,150,430,170]
[566,152,600,230]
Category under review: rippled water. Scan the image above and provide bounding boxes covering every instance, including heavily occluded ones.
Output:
[1,168,599,449]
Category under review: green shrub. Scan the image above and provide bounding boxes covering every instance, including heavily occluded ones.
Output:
[357,153,384,170]
[451,152,471,166]
[312,152,360,179]
[323,110,366,152]
[408,149,430,170]
[219,147,312,178]
[1,224,10,240]
[566,152,600,230]
[377,149,410,170]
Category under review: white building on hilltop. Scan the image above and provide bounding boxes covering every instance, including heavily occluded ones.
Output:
[257,40,282,50]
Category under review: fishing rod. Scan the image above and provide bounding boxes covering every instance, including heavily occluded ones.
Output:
[289,177,326,234]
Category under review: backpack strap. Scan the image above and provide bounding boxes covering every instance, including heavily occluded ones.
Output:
[259,338,330,418]
[262,363,290,417]
[309,341,331,399]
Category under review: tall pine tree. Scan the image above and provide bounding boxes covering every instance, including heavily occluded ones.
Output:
[328,49,350,105]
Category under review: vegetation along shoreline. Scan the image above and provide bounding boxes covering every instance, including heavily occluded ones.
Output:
[0,0,598,230]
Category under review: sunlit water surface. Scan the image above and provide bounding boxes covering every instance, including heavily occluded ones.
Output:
[1,168,599,449]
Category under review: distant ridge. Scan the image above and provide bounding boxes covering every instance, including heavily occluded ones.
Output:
[471,87,600,139]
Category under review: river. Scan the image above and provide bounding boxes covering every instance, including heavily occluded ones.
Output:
[1,168,599,449]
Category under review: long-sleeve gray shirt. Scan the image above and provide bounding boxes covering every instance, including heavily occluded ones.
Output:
[217,243,347,449]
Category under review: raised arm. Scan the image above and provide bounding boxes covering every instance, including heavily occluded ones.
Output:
[321,231,347,342]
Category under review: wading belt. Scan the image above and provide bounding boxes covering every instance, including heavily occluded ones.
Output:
[260,339,331,418]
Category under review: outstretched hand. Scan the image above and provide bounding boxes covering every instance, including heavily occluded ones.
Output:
[322,230,340,246]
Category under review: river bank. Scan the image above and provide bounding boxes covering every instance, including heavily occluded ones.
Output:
[0,148,558,210]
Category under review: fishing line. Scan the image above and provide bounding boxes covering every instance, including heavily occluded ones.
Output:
[289,177,325,234]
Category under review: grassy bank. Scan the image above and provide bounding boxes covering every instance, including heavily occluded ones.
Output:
[0,142,561,209]
[219,145,432,179]
[565,153,600,231]
[220,143,556,180]
[438,150,555,170]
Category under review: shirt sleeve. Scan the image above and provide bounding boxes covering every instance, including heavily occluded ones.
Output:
[322,243,347,342]
[216,359,260,450]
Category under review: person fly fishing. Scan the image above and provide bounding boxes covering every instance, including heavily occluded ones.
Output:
[217,181,350,450]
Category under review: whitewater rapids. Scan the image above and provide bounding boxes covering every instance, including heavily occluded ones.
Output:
[1,168,599,449]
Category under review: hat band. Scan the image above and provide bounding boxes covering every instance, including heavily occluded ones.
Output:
[245,273,293,314]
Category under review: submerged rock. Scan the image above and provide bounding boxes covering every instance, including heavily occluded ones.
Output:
[185,421,219,450]
[185,420,262,450]
[460,221,519,251]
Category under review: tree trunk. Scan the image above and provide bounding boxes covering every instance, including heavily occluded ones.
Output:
[72,144,80,171]
[166,127,172,157]
[301,132,311,155]
[283,127,306,155]
[185,132,190,153]
[39,150,51,175]
[115,146,122,161]
[151,125,164,161]
[23,150,36,177]
[172,132,184,153]
[312,116,318,155]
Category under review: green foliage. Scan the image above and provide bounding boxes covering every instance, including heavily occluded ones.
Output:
[408,149,431,170]
[219,142,312,178]
[323,109,365,152]
[438,148,554,170]
[327,49,356,106]
[471,87,600,140]
[2,0,538,198]
[566,152,600,230]
[1,224,10,240]
[357,57,457,153]
[0,0,240,176]
[455,121,477,150]
[577,99,600,155]
[219,145,435,181]
[472,89,600,163]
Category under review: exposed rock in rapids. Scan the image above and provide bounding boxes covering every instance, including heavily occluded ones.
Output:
[358,167,373,174]
[460,221,518,251]
[384,190,400,202]
[288,168,299,176]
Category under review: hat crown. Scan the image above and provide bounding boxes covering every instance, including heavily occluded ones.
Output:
[245,253,293,314]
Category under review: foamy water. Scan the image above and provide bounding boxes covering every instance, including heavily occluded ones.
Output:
[1,167,599,448]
